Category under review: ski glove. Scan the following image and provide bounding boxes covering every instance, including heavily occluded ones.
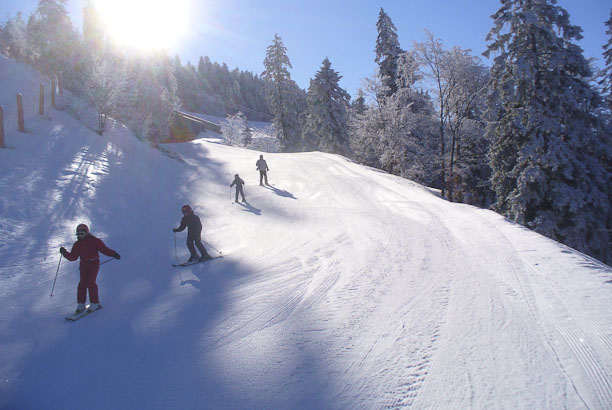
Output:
[114,253,121,260]
[173,228,178,232]
[59,246,67,256]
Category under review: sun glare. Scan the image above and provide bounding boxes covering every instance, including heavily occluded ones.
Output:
[94,0,190,52]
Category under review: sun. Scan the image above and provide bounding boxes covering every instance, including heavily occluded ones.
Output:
[94,0,190,52]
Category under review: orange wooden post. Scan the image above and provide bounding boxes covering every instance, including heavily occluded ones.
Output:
[51,78,56,108]
[0,106,5,148]
[17,93,25,132]
[39,84,44,115]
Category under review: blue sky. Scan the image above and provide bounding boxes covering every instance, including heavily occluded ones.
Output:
[1,0,610,97]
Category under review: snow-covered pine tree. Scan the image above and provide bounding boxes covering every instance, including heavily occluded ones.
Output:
[348,76,384,170]
[444,47,491,204]
[241,119,253,147]
[220,111,247,146]
[350,54,438,184]
[120,53,180,146]
[26,0,80,83]
[351,89,367,115]
[86,56,124,134]
[415,31,470,199]
[303,57,351,155]
[262,34,302,152]
[1,12,31,62]
[601,9,612,109]
[484,0,612,264]
[388,52,438,183]
[375,8,404,98]
[82,0,105,55]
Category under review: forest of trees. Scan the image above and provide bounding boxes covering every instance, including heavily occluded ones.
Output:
[1,0,611,265]
[173,55,272,122]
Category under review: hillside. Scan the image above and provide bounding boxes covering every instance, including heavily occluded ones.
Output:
[1,57,612,410]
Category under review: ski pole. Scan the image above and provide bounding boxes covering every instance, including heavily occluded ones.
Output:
[100,257,115,265]
[244,185,247,201]
[202,240,222,255]
[50,254,62,299]
[229,186,232,202]
[174,232,177,260]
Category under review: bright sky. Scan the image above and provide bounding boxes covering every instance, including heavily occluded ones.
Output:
[1,0,610,96]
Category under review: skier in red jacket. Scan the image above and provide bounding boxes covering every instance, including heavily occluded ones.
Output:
[60,223,120,314]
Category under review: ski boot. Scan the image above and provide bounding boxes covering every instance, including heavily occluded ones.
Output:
[88,303,102,312]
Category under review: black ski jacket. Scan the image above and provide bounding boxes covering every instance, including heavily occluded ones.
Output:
[175,213,202,239]
[231,177,245,188]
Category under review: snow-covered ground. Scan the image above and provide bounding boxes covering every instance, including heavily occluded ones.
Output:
[1,56,612,410]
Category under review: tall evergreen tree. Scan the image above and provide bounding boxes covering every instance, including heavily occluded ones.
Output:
[171,55,271,121]
[1,12,31,62]
[375,8,404,97]
[27,0,80,78]
[601,9,612,109]
[82,0,105,55]
[351,89,367,115]
[262,34,302,152]
[303,57,351,155]
[350,55,438,183]
[120,53,180,146]
[484,0,612,263]
[86,56,124,134]
[241,118,253,147]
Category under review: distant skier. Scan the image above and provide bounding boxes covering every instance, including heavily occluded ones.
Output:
[60,223,120,314]
[256,154,270,186]
[173,204,212,263]
[230,174,246,203]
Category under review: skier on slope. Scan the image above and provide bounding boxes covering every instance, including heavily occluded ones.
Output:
[173,204,212,263]
[60,223,120,314]
[256,154,270,186]
[230,174,246,203]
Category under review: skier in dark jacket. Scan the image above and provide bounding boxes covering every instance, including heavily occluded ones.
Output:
[60,223,120,314]
[256,154,269,186]
[173,204,211,263]
[230,174,246,203]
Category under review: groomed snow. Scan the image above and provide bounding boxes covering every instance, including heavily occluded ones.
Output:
[1,56,612,410]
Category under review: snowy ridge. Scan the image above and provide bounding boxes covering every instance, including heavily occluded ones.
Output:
[1,57,612,409]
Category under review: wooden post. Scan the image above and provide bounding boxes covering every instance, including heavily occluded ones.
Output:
[39,84,44,116]
[0,106,5,148]
[51,78,56,108]
[17,93,25,132]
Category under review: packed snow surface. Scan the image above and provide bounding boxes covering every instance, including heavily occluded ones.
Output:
[1,56,612,409]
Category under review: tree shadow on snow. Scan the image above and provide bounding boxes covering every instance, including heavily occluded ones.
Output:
[2,124,336,410]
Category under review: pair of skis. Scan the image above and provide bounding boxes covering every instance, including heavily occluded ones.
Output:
[65,305,102,322]
[172,256,222,267]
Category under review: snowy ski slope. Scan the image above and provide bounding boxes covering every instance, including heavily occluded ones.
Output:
[1,56,612,409]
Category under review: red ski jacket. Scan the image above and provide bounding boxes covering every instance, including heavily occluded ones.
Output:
[63,234,117,264]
